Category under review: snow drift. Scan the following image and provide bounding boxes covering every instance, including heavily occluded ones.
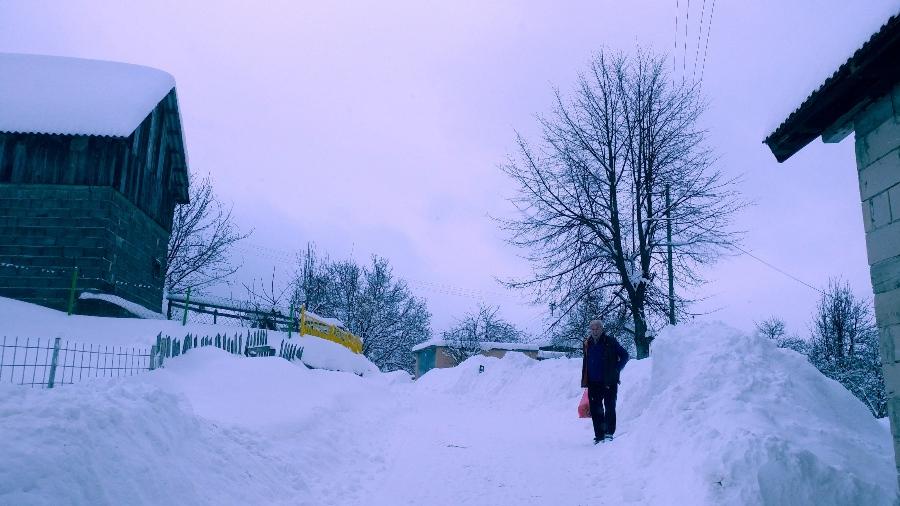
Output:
[0,319,895,505]
[416,322,896,505]
[0,347,391,506]
[0,295,379,377]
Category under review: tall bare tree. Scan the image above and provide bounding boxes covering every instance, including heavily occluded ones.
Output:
[166,173,250,294]
[500,49,742,358]
[549,292,632,357]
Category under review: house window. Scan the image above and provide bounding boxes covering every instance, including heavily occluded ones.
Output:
[152,257,163,280]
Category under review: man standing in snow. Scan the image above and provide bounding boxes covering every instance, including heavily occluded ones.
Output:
[581,320,629,444]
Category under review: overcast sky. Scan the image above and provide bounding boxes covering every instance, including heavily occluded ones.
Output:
[2,1,899,338]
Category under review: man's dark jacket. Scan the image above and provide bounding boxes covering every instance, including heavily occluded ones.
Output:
[581,334,630,387]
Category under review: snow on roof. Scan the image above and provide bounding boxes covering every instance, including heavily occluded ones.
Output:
[0,53,176,137]
[303,309,345,329]
[411,339,547,353]
[79,292,165,320]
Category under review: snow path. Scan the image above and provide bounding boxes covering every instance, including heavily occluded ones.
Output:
[353,388,628,506]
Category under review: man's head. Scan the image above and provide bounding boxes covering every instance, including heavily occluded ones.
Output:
[589,319,604,340]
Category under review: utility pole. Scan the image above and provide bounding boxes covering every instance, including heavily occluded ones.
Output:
[666,185,676,325]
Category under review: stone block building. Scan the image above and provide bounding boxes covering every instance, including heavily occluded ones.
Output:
[765,12,900,485]
[0,53,189,316]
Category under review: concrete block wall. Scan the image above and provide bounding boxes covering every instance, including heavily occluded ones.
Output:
[0,184,167,315]
[854,84,900,483]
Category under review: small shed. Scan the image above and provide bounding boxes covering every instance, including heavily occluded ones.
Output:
[764,12,900,485]
[0,53,189,316]
[412,340,558,379]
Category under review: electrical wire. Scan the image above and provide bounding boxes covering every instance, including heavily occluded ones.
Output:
[693,0,708,82]
[683,0,690,85]
[699,0,717,88]
[674,0,680,83]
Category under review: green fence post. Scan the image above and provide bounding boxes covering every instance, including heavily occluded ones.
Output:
[181,287,191,326]
[67,267,79,316]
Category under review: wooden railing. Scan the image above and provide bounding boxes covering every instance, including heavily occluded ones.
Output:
[299,306,363,354]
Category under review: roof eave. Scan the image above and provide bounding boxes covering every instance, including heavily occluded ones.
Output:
[765,12,900,163]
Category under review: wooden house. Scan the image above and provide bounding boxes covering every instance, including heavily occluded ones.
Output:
[0,53,189,316]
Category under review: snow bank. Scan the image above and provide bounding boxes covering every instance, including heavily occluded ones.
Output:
[417,322,897,505]
[0,296,379,376]
[2,308,894,505]
[0,347,390,505]
[0,53,175,137]
[0,377,306,506]
[0,296,249,348]
[283,334,379,376]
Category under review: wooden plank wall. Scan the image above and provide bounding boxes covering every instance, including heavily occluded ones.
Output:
[0,90,188,232]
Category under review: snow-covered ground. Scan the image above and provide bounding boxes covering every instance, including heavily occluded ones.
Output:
[0,313,896,505]
[0,296,377,376]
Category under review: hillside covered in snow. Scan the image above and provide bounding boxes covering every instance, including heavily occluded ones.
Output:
[0,316,896,505]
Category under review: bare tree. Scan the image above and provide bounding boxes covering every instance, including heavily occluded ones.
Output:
[755,316,807,354]
[243,267,292,330]
[807,279,885,416]
[290,247,432,374]
[550,292,633,357]
[442,304,523,364]
[500,49,742,358]
[166,173,251,294]
[755,317,786,341]
[290,243,333,314]
[355,256,431,373]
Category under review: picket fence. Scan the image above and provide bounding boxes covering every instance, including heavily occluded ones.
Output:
[2,329,304,389]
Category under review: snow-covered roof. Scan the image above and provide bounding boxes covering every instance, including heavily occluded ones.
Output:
[78,292,165,320]
[0,53,176,137]
[303,309,345,329]
[537,350,566,359]
[411,339,547,353]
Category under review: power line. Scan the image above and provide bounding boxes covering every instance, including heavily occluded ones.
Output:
[693,0,708,83]
[683,0,690,85]
[664,217,823,295]
[732,245,824,294]
[699,0,717,88]
[230,244,536,305]
[674,0,680,83]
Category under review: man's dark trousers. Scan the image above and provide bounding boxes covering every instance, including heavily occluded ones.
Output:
[587,381,618,438]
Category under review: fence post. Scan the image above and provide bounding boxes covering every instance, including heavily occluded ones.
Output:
[149,344,157,370]
[213,308,218,325]
[67,267,79,316]
[158,334,166,368]
[288,302,294,338]
[182,287,191,326]
[167,298,172,320]
[300,305,306,336]
[47,337,61,388]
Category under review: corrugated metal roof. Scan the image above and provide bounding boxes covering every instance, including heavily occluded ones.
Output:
[764,12,900,162]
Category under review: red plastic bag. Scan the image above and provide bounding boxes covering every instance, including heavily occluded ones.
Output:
[578,389,591,418]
